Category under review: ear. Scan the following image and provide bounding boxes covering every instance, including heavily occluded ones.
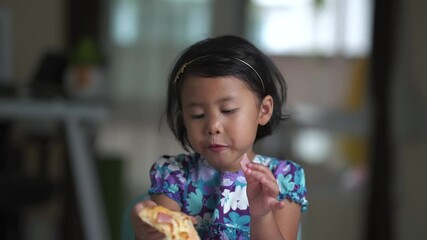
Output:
[258,95,273,126]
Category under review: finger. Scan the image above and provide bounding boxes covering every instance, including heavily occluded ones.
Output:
[246,163,276,181]
[139,227,165,239]
[144,230,165,240]
[131,203,144,225]
[141,200,158,208]
[267,199,286,212]
[243,167,260,185]
[244,168,271,186]
[131,201,165,239]
[133,202,144,214]
[190,216,197,225]
[260,177,280,197]
[243,171,257,184]
[132,200,157,216]
[274,200,285,209]
[245,167,276,188]
[132,200,159,222]
[243,165,280,200]
[245,169,280,198]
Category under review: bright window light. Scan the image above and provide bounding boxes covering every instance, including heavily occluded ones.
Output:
[112,0,139,47]
[292,128,333,164]
[247,0,373,56]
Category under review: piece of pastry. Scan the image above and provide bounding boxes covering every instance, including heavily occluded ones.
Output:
[138,205,200,240]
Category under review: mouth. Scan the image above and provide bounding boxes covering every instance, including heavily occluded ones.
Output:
[207,143,227,153]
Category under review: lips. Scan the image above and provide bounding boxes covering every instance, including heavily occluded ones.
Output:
[208,143,227,153]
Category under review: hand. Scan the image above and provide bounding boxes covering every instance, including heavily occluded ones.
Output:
[131,200,165,240]
[243,162,285,218]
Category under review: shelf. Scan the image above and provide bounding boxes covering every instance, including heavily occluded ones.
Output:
[0,98,110,240]
[0,98,108,121]
[291,105,370,135]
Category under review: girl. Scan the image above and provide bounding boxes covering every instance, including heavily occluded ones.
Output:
[131,35,308,240]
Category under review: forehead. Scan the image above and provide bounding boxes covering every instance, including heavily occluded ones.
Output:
[180,75,257,104]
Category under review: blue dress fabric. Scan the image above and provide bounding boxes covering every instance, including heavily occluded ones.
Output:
[148,153,308,240]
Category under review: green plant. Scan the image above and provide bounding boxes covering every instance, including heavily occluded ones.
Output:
[70,37,102,66]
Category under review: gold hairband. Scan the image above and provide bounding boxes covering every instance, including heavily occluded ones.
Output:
[173,55,265,91]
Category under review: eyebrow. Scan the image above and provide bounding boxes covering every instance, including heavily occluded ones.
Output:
[184,95,237,108]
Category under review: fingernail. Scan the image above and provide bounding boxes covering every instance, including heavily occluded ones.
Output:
[135,203,144,212]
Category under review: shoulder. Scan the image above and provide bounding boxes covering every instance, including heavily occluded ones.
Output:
[149,153,203,184]
[254,155,304,175]
[151,153,200,171]
[148,153,203,206]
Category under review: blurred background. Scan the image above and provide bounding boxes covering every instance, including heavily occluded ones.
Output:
[0,0,426,240]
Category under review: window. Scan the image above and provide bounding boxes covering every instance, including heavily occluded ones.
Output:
[108,0,212,105]
[246,0,373,56]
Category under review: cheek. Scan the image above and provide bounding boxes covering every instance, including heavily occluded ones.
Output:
[184,121,203,140]
[228,115,259,138]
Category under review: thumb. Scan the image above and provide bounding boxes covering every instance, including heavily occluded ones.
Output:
[134,200,157,215]
[141,200,157,208]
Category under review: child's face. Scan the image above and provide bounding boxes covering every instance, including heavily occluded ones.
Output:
[180,75,272,172]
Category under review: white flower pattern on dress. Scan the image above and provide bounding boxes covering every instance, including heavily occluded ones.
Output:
[236,175,246,183]
[220,189,232,213]
[220,186,248,214]
[230,186,249,211]
[222,178,234,186]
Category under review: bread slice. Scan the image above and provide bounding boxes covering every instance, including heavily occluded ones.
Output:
[138,205,200,240]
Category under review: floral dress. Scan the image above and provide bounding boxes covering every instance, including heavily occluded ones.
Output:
[148,153,308,240]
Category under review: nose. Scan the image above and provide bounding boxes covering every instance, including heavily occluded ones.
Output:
[206,114,222,135]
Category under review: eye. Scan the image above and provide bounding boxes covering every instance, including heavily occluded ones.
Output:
[222,108,238,114]
[190,113,205,119]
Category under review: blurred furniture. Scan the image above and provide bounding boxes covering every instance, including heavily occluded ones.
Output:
[0,99,109,240]
[29,52,68,99]
[0,120,57,240]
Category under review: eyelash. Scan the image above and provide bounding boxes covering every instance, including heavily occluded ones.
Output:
[222,108,237,114]
[190,109,238,119]
[190,114,205,119]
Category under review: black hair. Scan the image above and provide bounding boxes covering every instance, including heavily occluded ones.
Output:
[166,35,289,151]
